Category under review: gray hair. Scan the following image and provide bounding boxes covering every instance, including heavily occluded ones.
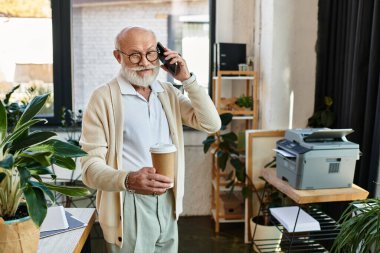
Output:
[114,27,156,50]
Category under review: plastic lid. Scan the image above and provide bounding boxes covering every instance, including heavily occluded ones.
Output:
[149,143,177,153]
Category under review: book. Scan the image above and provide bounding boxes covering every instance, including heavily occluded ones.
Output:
[40,210,87,238]
[270,206,321,232]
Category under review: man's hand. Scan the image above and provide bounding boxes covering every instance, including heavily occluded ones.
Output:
[127,167,173,195]
[160,47,191,82]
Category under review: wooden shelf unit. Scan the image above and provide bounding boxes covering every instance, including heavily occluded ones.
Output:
[212,70,258,129]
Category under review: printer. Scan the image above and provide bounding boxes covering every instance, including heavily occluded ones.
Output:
[276,128,360,190]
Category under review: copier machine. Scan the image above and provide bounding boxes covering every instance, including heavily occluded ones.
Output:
[276,128,360,190]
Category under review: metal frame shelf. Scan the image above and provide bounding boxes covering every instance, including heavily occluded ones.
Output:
[252,206,339,253]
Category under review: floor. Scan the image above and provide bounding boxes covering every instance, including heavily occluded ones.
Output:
[87,216,252,253]
[62,184,251,253]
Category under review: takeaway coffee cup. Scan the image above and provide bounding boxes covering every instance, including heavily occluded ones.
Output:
[149,144,177,182]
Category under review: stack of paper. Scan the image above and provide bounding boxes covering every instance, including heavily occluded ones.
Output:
[40,206,87,238]
[270,206,321,232]
[40,206,68,232]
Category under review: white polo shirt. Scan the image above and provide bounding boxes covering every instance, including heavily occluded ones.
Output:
[117,72,172,173]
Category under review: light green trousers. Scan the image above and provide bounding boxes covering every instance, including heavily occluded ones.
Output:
[106,189,178,253]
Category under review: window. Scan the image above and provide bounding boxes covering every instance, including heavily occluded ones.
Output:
[1,0,216,126]
[0,0,72,125]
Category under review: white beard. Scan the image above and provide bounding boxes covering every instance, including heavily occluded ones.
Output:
[121,63,160,88]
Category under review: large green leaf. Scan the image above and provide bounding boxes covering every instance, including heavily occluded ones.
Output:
[42,182,90,197]
[10,131,56,152]
[0,101,6,142]
[0,154,13,169]
[17,167,32,187]
[29,181,55,203]
[217,150,229,171]
[15,93,49,130]
[230,157,245,182]
[19,151,53,167]
[29,166,54,175]
[51,155,76,170]
[221,132,238,143]
[202,135,215,153]
[220,113,233,130]
[0,119,47,148]
[27,139,87,158]
[23,185,47,227]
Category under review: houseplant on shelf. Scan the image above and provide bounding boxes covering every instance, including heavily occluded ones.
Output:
[235,94,253,110]
[0,93,90,252]
[202,113,246,190]
[331,198,380,253]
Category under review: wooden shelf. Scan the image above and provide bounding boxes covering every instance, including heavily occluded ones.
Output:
[211,209,244,222]
[261,168,369,204]
[212,76,255,80]
[212,70,258,129]
[218,109,254,115]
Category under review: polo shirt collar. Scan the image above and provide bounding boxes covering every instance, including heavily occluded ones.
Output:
[117,69,164,95]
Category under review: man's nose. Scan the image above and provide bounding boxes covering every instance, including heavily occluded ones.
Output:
[139,55,150,66]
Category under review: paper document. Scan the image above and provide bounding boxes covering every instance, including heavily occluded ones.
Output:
[273,148,296,158]
[270,206,321,232]
[40,211,87,238]
[40,206,68,232]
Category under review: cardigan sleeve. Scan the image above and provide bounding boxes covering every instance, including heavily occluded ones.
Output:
[79,87,127,192]
[177,75,221,133]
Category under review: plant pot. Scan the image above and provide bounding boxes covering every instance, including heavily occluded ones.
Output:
[250,216,282,253]
[0,215,40,253]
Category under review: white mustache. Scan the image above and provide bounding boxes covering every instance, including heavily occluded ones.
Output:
[128,65,159,71]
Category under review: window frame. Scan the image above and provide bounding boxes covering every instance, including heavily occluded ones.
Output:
[47,0,72,126]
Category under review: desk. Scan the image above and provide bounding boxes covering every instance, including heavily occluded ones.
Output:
[261,168,369,204]
[38,208,96,253]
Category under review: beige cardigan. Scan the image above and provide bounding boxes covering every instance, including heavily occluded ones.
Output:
[80,77,221,247]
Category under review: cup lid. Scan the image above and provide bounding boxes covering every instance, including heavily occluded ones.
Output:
[149,143,177,153]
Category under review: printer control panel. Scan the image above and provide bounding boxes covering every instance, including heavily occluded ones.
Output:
[277,139,310,154]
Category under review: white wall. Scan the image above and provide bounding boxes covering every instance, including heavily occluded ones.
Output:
[258,0,318,129]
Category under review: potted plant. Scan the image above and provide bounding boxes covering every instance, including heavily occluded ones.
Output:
[307,96,335,127]
[250,180,283,252]
[202,113,246,190]
[249,159,284,252]
[0,93,90,252]
[235,95,253,110]
[331,198,380,253]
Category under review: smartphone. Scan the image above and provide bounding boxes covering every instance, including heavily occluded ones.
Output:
[157,42,178,75]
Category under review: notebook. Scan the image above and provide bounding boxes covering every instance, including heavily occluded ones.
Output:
[40,208,87,238]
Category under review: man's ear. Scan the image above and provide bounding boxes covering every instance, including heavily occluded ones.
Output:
[113,50,122,64]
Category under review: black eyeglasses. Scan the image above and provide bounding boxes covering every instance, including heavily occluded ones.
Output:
[117,49,159,64]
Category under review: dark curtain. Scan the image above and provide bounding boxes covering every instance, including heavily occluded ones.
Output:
[316,0,380,197]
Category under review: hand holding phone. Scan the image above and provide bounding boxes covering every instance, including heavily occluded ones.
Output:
[157,42,178,75]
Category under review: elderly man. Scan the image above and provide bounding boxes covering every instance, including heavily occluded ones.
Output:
[80,26,221,253]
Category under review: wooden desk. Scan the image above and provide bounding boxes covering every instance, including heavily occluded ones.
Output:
[38,208,96,253]
[261,168,369,204]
